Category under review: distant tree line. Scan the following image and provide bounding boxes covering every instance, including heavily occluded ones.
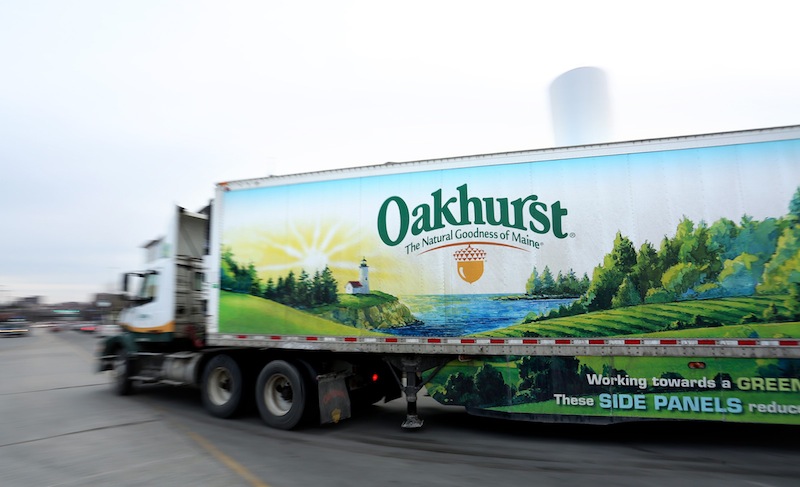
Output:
[220,246,339,307]
[262,267,338,307]
[525,267,590,297]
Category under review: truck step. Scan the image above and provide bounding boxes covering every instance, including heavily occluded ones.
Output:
[164,352,197,360]
[130,375,158,383]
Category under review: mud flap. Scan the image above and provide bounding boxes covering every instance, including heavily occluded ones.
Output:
[317,374,352,425]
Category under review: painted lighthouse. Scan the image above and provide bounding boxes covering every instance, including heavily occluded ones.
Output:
[345,257,370,295]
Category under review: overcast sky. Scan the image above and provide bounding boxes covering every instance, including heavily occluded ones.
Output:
[2,1,799,305]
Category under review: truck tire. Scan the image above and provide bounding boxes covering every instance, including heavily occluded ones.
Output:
[256,360,308,430]
[202,354,244,418]
[111,349,134,396]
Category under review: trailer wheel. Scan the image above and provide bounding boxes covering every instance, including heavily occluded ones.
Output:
[202,354,244,418]
[111,349,134,396]
[256,360,308,430]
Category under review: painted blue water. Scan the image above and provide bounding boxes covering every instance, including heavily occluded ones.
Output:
[390,294,576,337]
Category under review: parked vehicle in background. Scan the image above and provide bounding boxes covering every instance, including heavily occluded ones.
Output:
[0,318,30,337]
[98,125,800,431]
[79,322,98,333]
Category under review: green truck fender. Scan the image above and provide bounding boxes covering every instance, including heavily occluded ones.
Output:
[96,333,138,373]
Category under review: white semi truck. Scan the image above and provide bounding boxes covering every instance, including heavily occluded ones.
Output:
[98,125,800,429]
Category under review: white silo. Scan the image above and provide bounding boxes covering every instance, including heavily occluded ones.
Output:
[549,67,612,146]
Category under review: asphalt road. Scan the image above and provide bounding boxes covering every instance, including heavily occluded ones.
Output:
[2,328,800,487]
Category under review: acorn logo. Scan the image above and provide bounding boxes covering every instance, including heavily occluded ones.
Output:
[453,245,486,284]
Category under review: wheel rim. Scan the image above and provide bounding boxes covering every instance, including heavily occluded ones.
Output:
[208,367,232,406]
[112,357,126,381]
[264,373,293,416]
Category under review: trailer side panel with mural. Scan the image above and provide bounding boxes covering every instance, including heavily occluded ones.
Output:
[98,125,800,429]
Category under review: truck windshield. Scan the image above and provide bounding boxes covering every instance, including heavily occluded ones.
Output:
[136,272,159,301]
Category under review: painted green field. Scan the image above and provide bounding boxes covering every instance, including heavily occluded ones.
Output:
[426,354,800,425]
[427,355,768,399]
[219,291,387,336]
[483,295,798,339]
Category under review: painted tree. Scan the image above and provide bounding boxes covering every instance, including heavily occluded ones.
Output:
[220,246,237,291]
[441,372,477,405]
[219,246,259,294]
[661,262,703,296]
[263,278,276,300]
[756,358,800,379]
[717,253,761,295]
[734,216,780,261]
[560,269,585,296]
[248,263,262,296]
[789,187,800,221]
[655,218,723,298]
[525,267,541,295]
[281,271,297,305]
[657,233,681,274]
[612,275,642,308]
[475,364,514,407]
[318,266,339,304]
[758,188,800,295]
[516,356,585,400]
[680,221,722,278]
[296,269,312,307]
[584,232,635,311]
[540,266,556,295]
[631,241,661,301]
[757,225,800,294]
[784,283,800,321]
[708,217,740,261]
[517,356,551,398]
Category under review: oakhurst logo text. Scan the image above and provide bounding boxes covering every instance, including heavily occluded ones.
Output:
[377,184,569,246]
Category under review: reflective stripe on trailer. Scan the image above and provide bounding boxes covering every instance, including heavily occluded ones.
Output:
[207,334,800,358]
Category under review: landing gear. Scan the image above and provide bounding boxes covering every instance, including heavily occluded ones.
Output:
[388,356,450,430]
[400,359,424,429]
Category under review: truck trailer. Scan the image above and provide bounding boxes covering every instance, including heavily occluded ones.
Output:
[98,125,800,429]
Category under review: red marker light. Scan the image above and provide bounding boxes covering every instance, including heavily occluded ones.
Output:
[372,373,380,382]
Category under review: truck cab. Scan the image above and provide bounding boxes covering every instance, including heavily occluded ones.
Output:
[118,207,209,346]
[98,207,210,390]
